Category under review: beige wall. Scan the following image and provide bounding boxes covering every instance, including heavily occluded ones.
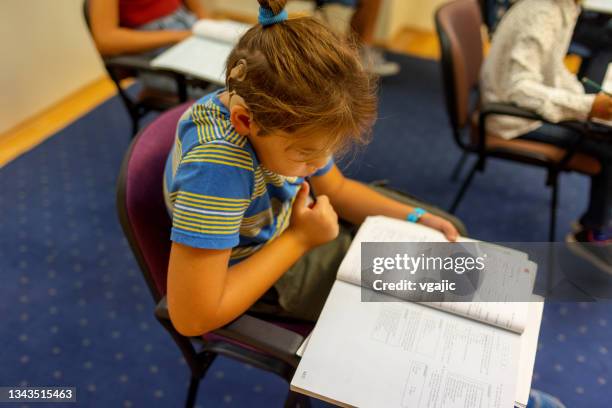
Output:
[0,0,105,134]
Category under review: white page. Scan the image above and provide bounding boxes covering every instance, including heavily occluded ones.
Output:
[151,36,233,84]
[337,216,532,333]
[514,301,544,406]
[583,0,612,14]
[191,19,251,43]
[296,333,311,358]
[422,261,538,334]
[337,216,527,285]
[293,290,544,406]
[292,280,520,408]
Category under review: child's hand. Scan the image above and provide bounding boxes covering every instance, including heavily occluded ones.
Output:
[418,213,459,242]
[288,182,339,249]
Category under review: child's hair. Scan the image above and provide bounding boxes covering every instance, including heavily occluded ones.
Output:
[225,0,377,156]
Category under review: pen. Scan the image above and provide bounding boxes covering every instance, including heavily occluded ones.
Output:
[581,77,612,97]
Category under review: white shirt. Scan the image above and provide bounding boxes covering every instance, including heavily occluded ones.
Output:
[480,0,596,139]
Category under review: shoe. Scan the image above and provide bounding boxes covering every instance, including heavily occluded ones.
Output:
[566,229,612,275]
[361,46,401,77]
[528,390,566,408]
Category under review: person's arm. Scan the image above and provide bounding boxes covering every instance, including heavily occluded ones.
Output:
[310,165,458,241]
[89,0,191,57]
[184,0,209,19]
[167,182,339,336]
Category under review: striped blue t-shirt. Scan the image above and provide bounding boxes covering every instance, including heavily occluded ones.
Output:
[163,90,333,263]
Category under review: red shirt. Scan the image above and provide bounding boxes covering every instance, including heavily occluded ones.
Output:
[119,0,182,28]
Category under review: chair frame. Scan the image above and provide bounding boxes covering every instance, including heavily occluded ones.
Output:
[435,0,603,242]
[116,116,311,408]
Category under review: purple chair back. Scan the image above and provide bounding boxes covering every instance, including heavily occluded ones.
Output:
[117,103,193,302]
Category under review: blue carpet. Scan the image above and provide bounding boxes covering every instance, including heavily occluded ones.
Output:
[1,54,610,407]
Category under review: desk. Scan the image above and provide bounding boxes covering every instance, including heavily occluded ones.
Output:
[583,0,612,15]
[151,36,230,85]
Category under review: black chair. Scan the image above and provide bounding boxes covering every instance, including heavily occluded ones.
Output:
[435,0,602,242]
[82,0,209,136]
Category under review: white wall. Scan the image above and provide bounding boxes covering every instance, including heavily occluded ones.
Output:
[0,0,105,134]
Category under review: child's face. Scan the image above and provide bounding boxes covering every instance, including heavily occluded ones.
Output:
[249,127,331,178]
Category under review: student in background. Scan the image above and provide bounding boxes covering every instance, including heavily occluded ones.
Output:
[481,0,612,270]
[89,0,208,57]
[164,0,459,335]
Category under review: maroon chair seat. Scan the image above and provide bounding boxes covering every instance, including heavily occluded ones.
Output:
[116,103,312,408]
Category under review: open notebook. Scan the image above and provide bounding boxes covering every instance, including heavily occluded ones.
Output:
[291,216,543,408]
[151,19,251,85]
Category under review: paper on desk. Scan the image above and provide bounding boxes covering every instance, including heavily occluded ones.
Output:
[292,280,521,408]
[583,0,612,14]
[191,19,251,44]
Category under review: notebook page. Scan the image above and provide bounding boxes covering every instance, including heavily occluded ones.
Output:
[583,0,612,14]
[291,280,520,408]
[514,301,544,406]
[336,216,531,333]
[151,36,232,84]
[191,19,251,44]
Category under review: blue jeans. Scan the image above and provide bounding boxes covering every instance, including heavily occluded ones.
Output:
[520,123,612,232]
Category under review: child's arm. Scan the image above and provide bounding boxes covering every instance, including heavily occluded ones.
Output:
[311,165,459,241]
[167,182,338,336]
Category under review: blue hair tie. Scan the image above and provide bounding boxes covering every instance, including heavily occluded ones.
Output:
[258,6,288,27]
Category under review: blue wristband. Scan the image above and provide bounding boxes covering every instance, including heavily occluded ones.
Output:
[407,207,426,223]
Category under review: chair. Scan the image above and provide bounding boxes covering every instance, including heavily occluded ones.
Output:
[435,0,602,241]
[83,1,209,136]
[116,103,313,408]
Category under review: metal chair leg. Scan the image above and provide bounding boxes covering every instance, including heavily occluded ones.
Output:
[450,160,479,214]
[284,390,311,408]
[185,376,200,408]
[450,151,469,182]
[549,177,559,242]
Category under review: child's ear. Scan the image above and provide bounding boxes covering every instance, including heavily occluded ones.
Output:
[230,105,253,136]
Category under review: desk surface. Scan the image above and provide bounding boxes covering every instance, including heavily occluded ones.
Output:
[604,63,612,92]
[583,0,612,14]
